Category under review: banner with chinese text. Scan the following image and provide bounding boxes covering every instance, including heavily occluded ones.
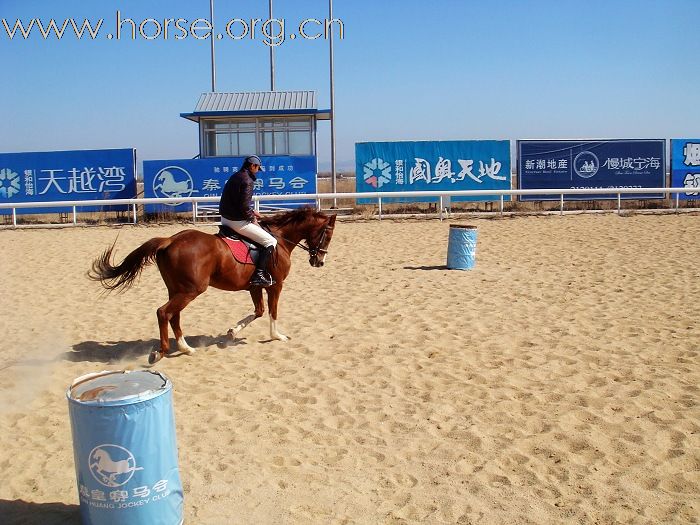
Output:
[518,140,665,201]
[143,156,317,213]
[0,148,136,214]
[355,140,511,203]
[671,139,700,200]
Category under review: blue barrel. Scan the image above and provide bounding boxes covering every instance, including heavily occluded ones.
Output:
[447,224,478,270]
[67,370,183,525]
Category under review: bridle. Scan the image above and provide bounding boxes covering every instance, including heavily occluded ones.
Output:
[282,222,333,258]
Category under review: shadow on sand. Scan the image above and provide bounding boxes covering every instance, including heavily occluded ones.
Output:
[403,265,449,271]
[65,335,243,364]
[0,499,80,525]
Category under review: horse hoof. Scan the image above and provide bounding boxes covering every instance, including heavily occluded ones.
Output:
[181,347,196,356]
[148,350,163,364]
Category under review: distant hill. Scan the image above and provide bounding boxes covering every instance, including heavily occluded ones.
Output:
[318,171,355,179]
[317,159,356,173]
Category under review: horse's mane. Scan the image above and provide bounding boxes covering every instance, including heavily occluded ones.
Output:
[259,207,325,229]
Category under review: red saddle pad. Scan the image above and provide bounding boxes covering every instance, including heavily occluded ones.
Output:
[218,236,255,265]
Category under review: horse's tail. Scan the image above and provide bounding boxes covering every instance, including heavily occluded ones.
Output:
[88,236,173,293]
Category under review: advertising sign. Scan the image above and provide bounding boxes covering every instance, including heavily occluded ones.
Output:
[0,148,136,214]
[671,139,700,200]
[355,140,511,203]
[518,140,666,200]
[143,156,316,213]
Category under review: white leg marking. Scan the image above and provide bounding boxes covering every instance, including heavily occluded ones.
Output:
[228,314,257,338]
[269,316,289,341]
[177,336,195,355]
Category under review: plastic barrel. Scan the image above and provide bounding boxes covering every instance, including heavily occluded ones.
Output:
[67,370,183,525]
[447,224,478,270]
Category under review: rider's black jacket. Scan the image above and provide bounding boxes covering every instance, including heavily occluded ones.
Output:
[219,168,256,222]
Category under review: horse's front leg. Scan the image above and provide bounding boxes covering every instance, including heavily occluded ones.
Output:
[227,314,256,339]
[266,284,289,341]
[227,287,265,339]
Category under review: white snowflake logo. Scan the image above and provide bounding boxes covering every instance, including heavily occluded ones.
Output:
[363,158,391,189]
[0,168,20,199]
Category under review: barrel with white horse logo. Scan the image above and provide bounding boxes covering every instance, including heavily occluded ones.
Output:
[67,370,183,525]
[447,224,478,270]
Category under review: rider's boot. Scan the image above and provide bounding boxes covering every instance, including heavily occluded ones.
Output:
[249,246,276,287]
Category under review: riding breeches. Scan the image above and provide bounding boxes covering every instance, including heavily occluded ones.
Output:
[221,217,277,248]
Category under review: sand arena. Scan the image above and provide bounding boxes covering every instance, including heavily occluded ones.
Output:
[0,213,698,524]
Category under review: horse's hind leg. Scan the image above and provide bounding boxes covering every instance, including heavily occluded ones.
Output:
[170,311,196,355]
[151,292,198,364]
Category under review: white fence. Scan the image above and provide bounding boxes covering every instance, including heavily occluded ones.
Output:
[0,187,696,227]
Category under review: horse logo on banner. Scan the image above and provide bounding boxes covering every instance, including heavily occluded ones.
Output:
[573,151,600,179]
[89,444,143,487]
[153,166,197,202]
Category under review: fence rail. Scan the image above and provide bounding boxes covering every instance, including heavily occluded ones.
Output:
[0,188,696,227]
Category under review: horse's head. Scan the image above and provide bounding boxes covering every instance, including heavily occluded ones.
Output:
[307,214,336,267]
[262,208,336,267]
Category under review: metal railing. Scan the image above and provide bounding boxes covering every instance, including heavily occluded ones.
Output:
[0,188,696,227]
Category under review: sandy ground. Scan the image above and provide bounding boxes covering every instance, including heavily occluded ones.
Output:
[0,212,698,524]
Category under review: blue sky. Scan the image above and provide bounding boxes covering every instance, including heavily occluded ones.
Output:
[1,0,698,171]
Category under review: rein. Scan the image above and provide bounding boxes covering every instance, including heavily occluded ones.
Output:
[281,224,332,257]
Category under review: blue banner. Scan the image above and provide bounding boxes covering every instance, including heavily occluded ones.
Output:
[518,140,665,200]
[143,156,317,214]
[0,148,136,214]
[355,140,511,203]
[671,139,700,200]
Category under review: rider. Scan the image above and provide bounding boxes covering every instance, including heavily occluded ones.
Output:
[219,155,277,287]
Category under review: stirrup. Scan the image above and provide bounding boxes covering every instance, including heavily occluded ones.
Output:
[250,272,276,287]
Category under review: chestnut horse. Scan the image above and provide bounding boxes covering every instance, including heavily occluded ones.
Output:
[89,208,336,364]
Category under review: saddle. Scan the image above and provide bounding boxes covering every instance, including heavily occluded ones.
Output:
[215,225,261,265]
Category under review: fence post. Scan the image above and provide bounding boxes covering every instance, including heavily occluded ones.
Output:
[192,202,197,224]
[12,207,17,227]
[378,197,382,221]
[439,196,444,221]
[72,206,77,225]
[617,193,621,215]
[676,191,680,212]
[500,195,504,215]
[560,194,564,216]
[132,203,137,224]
